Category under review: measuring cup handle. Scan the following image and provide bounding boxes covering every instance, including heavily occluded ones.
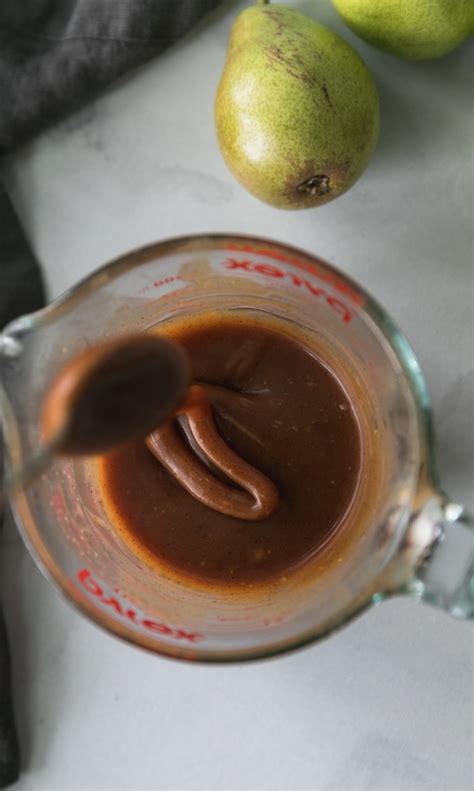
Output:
[408,498,474,619]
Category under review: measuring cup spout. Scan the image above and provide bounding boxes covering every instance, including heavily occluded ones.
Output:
[0,318,33,488]
[0,331,23,360]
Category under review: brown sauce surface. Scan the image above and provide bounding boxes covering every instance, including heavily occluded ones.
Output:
[98,318,362,586]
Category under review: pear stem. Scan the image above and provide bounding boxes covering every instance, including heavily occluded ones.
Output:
[256,1,270,5]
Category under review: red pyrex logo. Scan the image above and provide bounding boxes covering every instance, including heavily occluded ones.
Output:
[222,258,353,324]
[77,569,203,643]
[226,242,365,306]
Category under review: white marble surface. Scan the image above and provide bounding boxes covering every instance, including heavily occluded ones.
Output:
[1,1,473,789]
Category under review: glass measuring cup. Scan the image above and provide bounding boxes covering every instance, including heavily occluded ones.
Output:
[0,234,472,661]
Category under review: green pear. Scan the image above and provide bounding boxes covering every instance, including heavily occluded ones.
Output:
[332,0,474,60]
[215,2,379,209]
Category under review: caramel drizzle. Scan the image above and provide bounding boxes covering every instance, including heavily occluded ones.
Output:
[146,385,279,521]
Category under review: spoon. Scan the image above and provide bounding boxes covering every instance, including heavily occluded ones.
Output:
[1,333,191,503]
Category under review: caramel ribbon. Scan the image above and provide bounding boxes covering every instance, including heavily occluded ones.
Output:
[146,385,279,521]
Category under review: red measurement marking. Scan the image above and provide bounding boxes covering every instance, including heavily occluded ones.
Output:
[153,275,182,288]
[226,242,365,307]
[77,569,203,643]
[223,259,353,324]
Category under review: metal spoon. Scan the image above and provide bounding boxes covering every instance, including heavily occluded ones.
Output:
[1,333,191,503]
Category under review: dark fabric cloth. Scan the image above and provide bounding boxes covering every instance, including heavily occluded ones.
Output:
[0,0,225,154]
[0,189,46,330]
[0,186,46,790]
[0,1,225,784]
[0,609,20,787]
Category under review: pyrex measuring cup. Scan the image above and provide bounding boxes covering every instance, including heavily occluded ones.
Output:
[0,234,472,661]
